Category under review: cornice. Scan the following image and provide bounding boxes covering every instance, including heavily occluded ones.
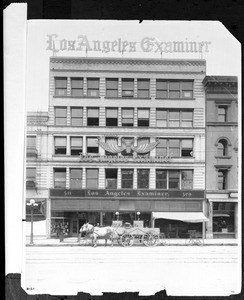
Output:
[50,56,206,67]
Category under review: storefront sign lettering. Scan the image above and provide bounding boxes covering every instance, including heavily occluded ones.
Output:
[47,34,211,54]
[50,189,205,199]
[80,155,170,164]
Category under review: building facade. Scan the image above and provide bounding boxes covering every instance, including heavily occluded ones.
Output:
[203,76,238,239]
[26,57,209,239]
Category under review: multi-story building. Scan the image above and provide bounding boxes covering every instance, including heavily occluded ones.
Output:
[26,57,209,239]
[203,76,238,239]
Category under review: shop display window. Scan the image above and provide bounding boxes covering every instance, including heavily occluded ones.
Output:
[213,202,235,233]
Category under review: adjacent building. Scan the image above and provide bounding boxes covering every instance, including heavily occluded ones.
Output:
[203,76,238,239]
[25,57,237,240]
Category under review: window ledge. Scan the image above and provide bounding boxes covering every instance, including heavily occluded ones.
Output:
[53,96,101,99]
[155,98,195,100]
[215,156,231,159]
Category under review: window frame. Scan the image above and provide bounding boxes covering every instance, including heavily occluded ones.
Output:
[54,136,67,155]
[70,137,83,156]
[70,168,82,189]
[87,78,100,97]
[71,107,83,127]
[218,106,228,122]
[106,78,118,98]
[87,107,99,126]
[217,169,228,190]
[137,79,150,98]
[121,169,134,189]
[86,137,99,155]
[156,109,193,128]
[137,108,150,127]
[55,107,67,126]
[71,78,83,97]
[55,77,67,96]
[156,80,194,99]
[122,79,134,97]
[122,108,134,127]
[86,168,99,189]
[137,169,150,189]
[106,108,118,127]
[105,169,118,189]
[54,168,66,189]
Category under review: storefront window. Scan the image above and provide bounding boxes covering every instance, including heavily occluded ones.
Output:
[213,202,235,233]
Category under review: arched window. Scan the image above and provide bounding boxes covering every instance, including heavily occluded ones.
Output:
[217,139,228,156]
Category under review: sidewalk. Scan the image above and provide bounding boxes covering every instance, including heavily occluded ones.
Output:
[26,236,238,247]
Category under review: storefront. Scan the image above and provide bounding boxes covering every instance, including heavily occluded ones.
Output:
[49,188,206,238]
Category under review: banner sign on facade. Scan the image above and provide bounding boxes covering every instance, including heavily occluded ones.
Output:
[50,189,205,199]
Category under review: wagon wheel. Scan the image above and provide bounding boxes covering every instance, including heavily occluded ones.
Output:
[121,233,134,247]
[143,232,159,247]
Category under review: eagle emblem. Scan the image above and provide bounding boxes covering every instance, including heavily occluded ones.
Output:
[97,137,159,154]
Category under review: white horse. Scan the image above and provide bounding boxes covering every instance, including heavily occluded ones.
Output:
[80,223,119,247]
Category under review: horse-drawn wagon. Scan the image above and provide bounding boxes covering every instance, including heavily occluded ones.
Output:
[79,220,161,247]
[112,220,160,247]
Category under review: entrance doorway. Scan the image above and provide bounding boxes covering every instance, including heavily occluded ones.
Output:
[70,218,87,237]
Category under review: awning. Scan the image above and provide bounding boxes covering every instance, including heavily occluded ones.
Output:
[152,212,209,223]
[213,213,230,218]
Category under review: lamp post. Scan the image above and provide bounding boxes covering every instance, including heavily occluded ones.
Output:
[137,211,140,220]
[27,199,38,245]
[115,211,119,220]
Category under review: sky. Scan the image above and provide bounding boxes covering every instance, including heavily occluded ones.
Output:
[25,20,241,111]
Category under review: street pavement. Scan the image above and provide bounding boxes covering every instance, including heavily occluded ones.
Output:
[23,241,241,297]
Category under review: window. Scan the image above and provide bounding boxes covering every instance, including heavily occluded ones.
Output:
[70,137,83,156]
[156,170,193,190]
[169,139,180,157]
[182,81,193,98]
[87,108,99,126]
[106,108,118,126]
[218,106,227,122]
[27,136,37,157]
[217,139,228,156]
[156,80,167,98]
[54,168,66,188]
[55,78,67,96]
[156,138,193,157]
[156,80,193,99]
[106,79,118,97]
[55,107,67,125]
[218,170,227,190]
[181,139,193,157]
[121,169,134,189]
[71,78,83,97]
[156,139,167,156]
[169,82,180,98]
[87,137,99,154]
[213,202,235,233]
[169,111,180,127]
[168,170,180,189]
[26,168,36,187]
[137,138,150,157]
[137,79,150,98]
[27,136,36,148]
[156,109,167,127]
[70,169,82,189]
[122,108,134,126]
[138,109,150,127]
[105,169,117,189]
[156,109,193,127]
[156,170,167,189]
[137,169,149,189]
[105,137,118,156]
[122,79,134,97]
[87,78,99,97]
[86,169,99,188]
[54,137,66,155]
[71,107,83,126]
[181,110,193,127]
[181,170,193,189]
